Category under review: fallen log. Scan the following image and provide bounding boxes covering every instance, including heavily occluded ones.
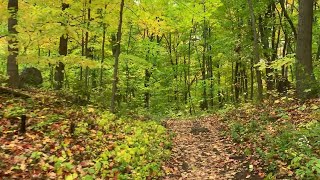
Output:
[0,87,31,99]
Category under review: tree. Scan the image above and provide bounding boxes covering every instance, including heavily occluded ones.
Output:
[247,0,263,101]
[2,0,319,115]
[110,0,125,113]
[279,0,297,40]
[55,3,69,90]
[7,0,19,88]
[296,0,316,99]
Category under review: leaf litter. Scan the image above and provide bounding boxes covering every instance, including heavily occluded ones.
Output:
[162,116,263,180]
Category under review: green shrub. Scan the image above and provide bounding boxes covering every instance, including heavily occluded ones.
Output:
[230,122,246,142]
[228,113,319,179]
[81,113,171,179]
[267,121,320,179]
[3,106,26,118]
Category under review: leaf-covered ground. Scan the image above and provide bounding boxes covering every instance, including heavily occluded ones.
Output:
[161,98,320,180]
[219,98,320,179]
[1,89,319,179]
[162,116,264,179]
[0,90,171,179]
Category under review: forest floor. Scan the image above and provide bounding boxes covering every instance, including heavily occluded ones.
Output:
[0,89,171,179]
[161,116,264,180]
[0,88,319,179]
[162,97,320,180]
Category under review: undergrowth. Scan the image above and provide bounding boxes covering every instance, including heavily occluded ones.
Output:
[0,95,172,179]
[224,100,320,179]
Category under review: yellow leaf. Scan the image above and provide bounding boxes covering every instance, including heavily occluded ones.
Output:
[65,173,78,180]
[65,174,73,180]
[64,138,71,145]
[66,149,73,157]
[311,105,319,110]
[88,107,95,113]
[20,163,26,171]
[287,0,294,5]
[26,133,37,140]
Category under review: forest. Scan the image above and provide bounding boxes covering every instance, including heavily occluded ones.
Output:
[0,0,320,179]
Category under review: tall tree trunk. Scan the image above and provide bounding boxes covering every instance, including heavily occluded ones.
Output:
[208,27,214,108]
[279,0,297,39]
[296,0,315,99]
[250,58,254,100]
[125,25,132,101]
[231,62,235,102]
[110,0,125,113]
[144,32,154,108]
[84,0,91,92]
[217,64,223,106]
[258,13,273,92]
[55,3,69,90]
[7,0,19,88]
[183,56,187,103]
[80,0,86,82]
[173,35,179,104]
[243,66,249,101]
[316,37,320,61]
[187,19,195,114]
[144,69,151,108]
[200,1,208,110]
[100,23,106,87]
[234,61,240,102]
[277,5,291,93]
[248,0,263,101]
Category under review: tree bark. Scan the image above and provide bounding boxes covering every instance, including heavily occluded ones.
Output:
[55,3,69,90]
[296,0,315,99]
[84,0,91,92]
[258,13,274,92]
[110,0,125,113]
[248,0,263,101]
[208,27,214,108]
[187,19,195,114]
[100,24,106,87]
[125,25,132,100]
[200,1,208,110]
[250,58,254,100]
[234,61,240,102]
[7,0,19,88]
[144,32,154,109]
[279,0,297,39]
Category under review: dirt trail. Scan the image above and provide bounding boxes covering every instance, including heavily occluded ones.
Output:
[162,116,262,180]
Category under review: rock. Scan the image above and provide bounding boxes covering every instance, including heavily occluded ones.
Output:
[182,161,189,171]
[190,122,210,135]
[20,67,43,86]
[190,127,210,135]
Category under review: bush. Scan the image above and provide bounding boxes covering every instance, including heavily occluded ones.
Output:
[227,112,320,179]
[264,121,320,179]
[70,112,171,179]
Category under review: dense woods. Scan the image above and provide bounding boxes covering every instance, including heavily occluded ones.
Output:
[0,0,320,179]
[1,0,319,114]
